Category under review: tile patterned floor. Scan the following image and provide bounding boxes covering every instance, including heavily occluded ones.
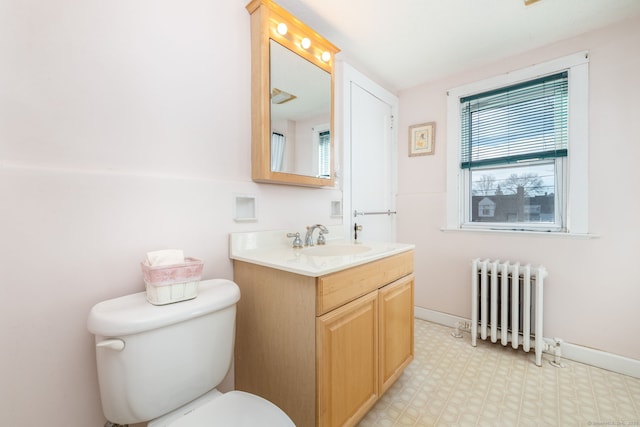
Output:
[358,319,640,427]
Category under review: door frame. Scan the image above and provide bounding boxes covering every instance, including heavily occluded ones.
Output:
[336,62,399,241]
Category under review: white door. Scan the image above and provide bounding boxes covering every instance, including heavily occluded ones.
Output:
[348,80,397,242]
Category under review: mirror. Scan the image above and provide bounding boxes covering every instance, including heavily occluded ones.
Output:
[270,40,331,178]
[246,0,340,187]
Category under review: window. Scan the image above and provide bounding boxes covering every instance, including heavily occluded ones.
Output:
[318,129,330,178]
[446,52,589,234]
[462,72,567,230]
[312,124,331,178]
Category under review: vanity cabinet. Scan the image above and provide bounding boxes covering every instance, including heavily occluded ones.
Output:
[233,250,414,427]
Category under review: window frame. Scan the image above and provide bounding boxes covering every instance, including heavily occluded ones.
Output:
[445,51,589,235]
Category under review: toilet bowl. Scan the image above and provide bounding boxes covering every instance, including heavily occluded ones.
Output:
[87,279,294,426]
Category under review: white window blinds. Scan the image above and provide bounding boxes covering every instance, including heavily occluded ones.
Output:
[460,71,568,169]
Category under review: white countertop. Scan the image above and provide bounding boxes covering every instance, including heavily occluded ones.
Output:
[229,228,414,277]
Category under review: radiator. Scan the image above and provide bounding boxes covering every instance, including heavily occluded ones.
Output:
[471,258,547,366]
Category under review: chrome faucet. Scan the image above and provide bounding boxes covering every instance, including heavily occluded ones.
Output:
[304,224,329,246]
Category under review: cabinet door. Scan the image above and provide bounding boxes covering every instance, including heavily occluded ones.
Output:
[317,290,378,427]
[379,274,414,394]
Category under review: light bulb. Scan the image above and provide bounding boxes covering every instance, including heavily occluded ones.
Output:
[321,51,331,62]
[301,37,311,49]
[276,23,288,35]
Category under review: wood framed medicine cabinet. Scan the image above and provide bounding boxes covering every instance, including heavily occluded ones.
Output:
[246,0,340,187]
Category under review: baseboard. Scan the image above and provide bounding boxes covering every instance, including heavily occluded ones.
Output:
[415,306,469,329]
[415,306,640,379]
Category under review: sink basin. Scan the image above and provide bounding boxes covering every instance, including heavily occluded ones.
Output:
[302,244,371,257]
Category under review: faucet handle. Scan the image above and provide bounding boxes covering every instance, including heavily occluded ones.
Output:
[286,232,303,248]
[317,230,327,245]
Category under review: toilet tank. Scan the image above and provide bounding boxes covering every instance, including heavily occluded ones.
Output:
[87,279,241,425]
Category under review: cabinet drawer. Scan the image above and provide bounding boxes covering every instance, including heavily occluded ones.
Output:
[316,251,414,316]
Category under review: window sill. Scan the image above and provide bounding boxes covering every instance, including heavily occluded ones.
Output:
[440,227,600,239]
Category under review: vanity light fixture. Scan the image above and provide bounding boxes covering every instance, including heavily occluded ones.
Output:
[276,22,288,35]
[301,37,311,49]
[321,51,331,62]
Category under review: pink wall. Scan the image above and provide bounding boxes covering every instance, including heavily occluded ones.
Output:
[397,17,640,361]
[0,1,340,425]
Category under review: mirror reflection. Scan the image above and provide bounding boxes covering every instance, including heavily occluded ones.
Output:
[270,40,332,178]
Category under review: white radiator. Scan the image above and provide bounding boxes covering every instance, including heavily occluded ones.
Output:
[471,258,548,366]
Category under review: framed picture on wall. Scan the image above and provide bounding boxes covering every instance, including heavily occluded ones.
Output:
[408,122,435,157]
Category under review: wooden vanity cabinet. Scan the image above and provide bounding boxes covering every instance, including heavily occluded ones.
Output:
[233,251,414,427]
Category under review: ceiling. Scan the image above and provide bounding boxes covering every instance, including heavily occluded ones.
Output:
[273,0,640,92]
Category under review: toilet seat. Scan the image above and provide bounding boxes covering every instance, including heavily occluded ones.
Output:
[150,390,295,427]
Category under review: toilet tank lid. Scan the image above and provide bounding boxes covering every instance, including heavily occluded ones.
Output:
[87,279,240,337]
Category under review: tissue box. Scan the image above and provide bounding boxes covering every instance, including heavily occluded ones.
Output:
[140,257,204,305]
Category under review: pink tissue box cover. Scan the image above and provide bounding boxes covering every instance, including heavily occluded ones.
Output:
[141,257,204,287]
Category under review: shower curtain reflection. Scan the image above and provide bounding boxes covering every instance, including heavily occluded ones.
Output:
[271,132,286,172]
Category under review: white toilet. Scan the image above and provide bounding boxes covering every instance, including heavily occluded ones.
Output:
[87,279,295,427]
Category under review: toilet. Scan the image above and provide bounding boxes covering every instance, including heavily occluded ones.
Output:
[87,279,295,426]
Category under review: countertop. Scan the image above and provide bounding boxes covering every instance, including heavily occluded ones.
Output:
[229,228,414,277]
